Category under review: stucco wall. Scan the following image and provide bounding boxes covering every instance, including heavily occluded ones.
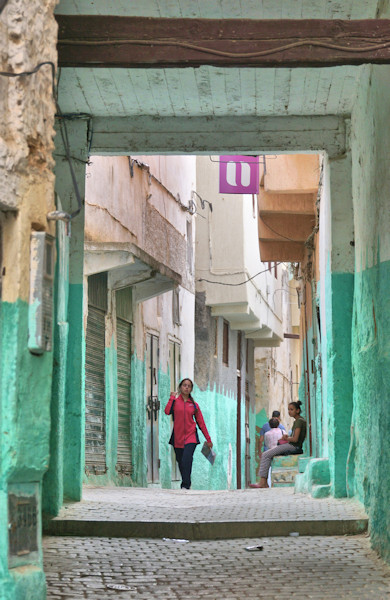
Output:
[349,65,390,562]
[0,1,57,598]
[85,156,196,290]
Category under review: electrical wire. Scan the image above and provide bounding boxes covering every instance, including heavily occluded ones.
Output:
[0,61,84,221]
[259,213,301,242]
[197,262,283,286]
[58,36,390,58]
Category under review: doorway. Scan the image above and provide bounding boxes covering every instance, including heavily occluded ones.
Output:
[168,340,181,482]
[146,333,160,483]
[115,287,133,476]
[85,272,107,475]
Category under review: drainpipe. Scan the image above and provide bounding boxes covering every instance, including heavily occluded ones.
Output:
[303,284,313,456]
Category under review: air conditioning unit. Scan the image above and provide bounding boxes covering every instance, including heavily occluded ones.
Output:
[28,232,55,354]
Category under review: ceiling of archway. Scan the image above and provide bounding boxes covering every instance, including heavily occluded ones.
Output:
[56,0,382,20]
[57,65,362,117]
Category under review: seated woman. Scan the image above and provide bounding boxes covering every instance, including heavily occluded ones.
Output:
[250,401,306,489]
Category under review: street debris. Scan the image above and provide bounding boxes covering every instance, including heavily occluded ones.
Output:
[289,531,300,537]
[105,583,136,591]
[162,537,189,543]
[245,545,264,551]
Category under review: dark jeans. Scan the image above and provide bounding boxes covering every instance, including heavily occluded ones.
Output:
[174,443,197,489]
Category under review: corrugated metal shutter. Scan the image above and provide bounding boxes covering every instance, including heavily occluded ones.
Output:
[116,317,132,474]
[85,272,107,473]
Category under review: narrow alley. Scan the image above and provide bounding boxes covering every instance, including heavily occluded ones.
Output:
[3,2,390,599]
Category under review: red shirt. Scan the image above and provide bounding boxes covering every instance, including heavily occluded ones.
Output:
[165,394,211,448]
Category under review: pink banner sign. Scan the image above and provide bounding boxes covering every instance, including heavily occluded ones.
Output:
[219,155,259,194]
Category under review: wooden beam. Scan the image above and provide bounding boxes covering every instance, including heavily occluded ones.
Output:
[88,115,346,158]
[259,241,304,262]
[57,16,390,68]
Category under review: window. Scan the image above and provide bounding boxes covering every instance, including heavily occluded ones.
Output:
[169,340,181,391]
[186,220,193,274]
[223,320,229,366]
[172,287,181,326]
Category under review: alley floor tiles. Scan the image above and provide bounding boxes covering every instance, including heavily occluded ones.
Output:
[43,534,390,599]
[45,486,369,540]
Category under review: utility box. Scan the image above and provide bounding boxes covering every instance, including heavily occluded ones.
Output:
[28,232,55,354]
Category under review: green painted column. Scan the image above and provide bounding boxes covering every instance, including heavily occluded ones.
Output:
[321,151,354,498]
[130,352,147,486]
[42,217,69,514]
[43,118,89,508]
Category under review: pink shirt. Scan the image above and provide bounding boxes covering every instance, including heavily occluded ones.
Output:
[264,428,283,450]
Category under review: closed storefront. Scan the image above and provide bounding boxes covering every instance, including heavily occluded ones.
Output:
[85,272,107,474]
[115,287,132,475]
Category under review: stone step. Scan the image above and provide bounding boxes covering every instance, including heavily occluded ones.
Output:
[44,515,368,540]
[271,467,299,487]
[272,454,301,469]
[43,487,369,541]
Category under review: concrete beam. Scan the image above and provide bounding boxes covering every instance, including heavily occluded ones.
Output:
[90,116,346,158]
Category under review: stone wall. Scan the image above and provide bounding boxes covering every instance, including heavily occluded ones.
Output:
[0,2,57,599]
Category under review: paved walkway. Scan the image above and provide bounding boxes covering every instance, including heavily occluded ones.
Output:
[44,534,390,599]
[43,488,390,599]
[44,486,369,539]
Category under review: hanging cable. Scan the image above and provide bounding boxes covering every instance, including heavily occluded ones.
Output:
[0,61,85,222]
[197,262,283,287]
[59,36,390,58]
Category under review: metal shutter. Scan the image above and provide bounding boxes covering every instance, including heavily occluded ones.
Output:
[85,305,106,473]
[116,317,132,474]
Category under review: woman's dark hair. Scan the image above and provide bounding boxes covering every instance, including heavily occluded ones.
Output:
[288,401,302,413]
[178,378,193,391]
[178,378,197,412]
[269,417,279,428]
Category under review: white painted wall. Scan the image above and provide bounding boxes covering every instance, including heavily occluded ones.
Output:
[142,286,195,382]
[195,155,283,343]
[255,265,300,430]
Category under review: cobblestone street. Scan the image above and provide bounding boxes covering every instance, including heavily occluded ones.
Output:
[43,487,390,599]
[44,534,390,599]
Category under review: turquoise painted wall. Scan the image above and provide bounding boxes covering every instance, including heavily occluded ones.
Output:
[158,381,253,490]
[256,408,268,430]
[351,259,390,561]
[322,267,354,498]
[349,65,390,563]
[0,300,52,599]
[190,384,238,490]
[80,344,255,491]
[158,369,173,489]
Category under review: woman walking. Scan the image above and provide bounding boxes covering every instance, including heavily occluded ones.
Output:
[165,378,213,490]
[250,401,306,489]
